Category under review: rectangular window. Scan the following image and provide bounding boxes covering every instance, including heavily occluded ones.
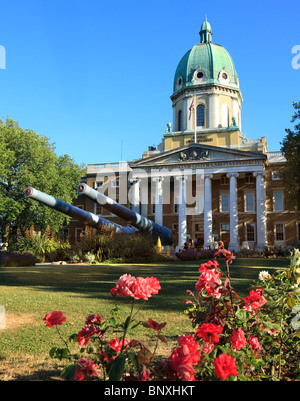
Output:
[245,173,254,184]
[245,193,255,212]
[275,223,285,242]
[174,196,179,214]
[151,196,156,215]
[221,223,230,231]
[94,180,104,189]
[220,194,229,212]
[75,228,82,243]
[274,192,283,211]
[272,171,281,180]
[111,178,119,188]
[195,224,204,232]
[94,203,102,215]
[246,223,255,242]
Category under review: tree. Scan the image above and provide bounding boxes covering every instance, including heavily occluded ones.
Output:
[280,102,300,211]
[0,118,86,245]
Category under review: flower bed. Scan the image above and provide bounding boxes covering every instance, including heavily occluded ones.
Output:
[44,242,300,381]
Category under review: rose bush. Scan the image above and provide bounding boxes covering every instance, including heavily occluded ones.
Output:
[44,243,300,381]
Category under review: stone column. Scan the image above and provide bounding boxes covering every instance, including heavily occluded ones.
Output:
[129,178,140,214]
[227,173,240,251]
[176,176,187,250]
[153,177,163,226]
[140,176,148,218]
[204,174,213,248]
[209,93,219,129]
[253,171,267,251]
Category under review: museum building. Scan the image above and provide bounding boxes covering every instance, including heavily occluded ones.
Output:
[69,18,300,252]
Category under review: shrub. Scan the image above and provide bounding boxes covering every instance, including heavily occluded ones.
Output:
[14,225,71,262]
[0,251,37,267]
[72,231,164,263]
[176,248,215,261]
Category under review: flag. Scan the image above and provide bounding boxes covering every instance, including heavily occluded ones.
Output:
[189,98,195,120]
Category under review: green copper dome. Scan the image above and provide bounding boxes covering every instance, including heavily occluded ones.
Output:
[173,18,239,94]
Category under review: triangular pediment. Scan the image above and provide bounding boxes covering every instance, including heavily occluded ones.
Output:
[132,144,267,167]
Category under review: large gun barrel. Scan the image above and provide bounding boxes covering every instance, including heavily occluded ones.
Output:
[24,187,136,235]
[77,183,173,245]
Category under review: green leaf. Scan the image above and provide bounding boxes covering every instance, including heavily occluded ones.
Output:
[109,354,126,381]
[265,288,277,296]
[124,316,131,330]
[128,352,139,370]
[287,296,296,309]
[60,364,77,381]
[68,333,78,343]
[109,317,116,327]
[49,347,57,358]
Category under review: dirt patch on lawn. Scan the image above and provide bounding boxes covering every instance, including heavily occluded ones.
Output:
[0,354,64,381]
[4,312,36,330]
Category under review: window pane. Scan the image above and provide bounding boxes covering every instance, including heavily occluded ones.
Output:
[275,224,284,241]
[221,223,230,231]
[245,193,254,212]
[221,194,229,212]
[246,224,255,241]
[178,110,182,131]
[274,192,283,211]
[197,105,205,126]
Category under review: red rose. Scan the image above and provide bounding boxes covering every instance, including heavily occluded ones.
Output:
[169,334,201,381]
[108,337,130,353]
[131,277,151,300]
[243,289,267,314]
[112,274,161,300]
[85,314,103,326]
[115,274,136,298]
[213,353,238,381]
[74,357,98,381]
[146,276,161,294]
[178,364,195,381]
[77,325,95,346]
[196,323,223,343]
[229,328,247,350]
[43,311,66,327]
[248,336,262,351]
[110,287,118,296]
[195,263,222,297]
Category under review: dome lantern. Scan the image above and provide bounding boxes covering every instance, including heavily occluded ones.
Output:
[199,16,213,43]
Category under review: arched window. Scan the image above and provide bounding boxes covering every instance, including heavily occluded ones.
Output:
[197,104,205,127]
[178,110,182,131]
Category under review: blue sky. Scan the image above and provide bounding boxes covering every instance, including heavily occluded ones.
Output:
[0,0,299,166]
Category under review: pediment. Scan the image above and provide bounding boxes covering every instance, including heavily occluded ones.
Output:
[133,144,267,167]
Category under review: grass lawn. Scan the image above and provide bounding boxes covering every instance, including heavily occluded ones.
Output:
[0,257,290,380]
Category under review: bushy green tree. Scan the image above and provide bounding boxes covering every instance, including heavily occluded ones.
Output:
[0,117,86,245]
[280,102,300,211]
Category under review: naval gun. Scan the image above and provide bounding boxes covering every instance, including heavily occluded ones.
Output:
[77,182,173,245]
[24,185,173,245]
[24,187,136,235]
